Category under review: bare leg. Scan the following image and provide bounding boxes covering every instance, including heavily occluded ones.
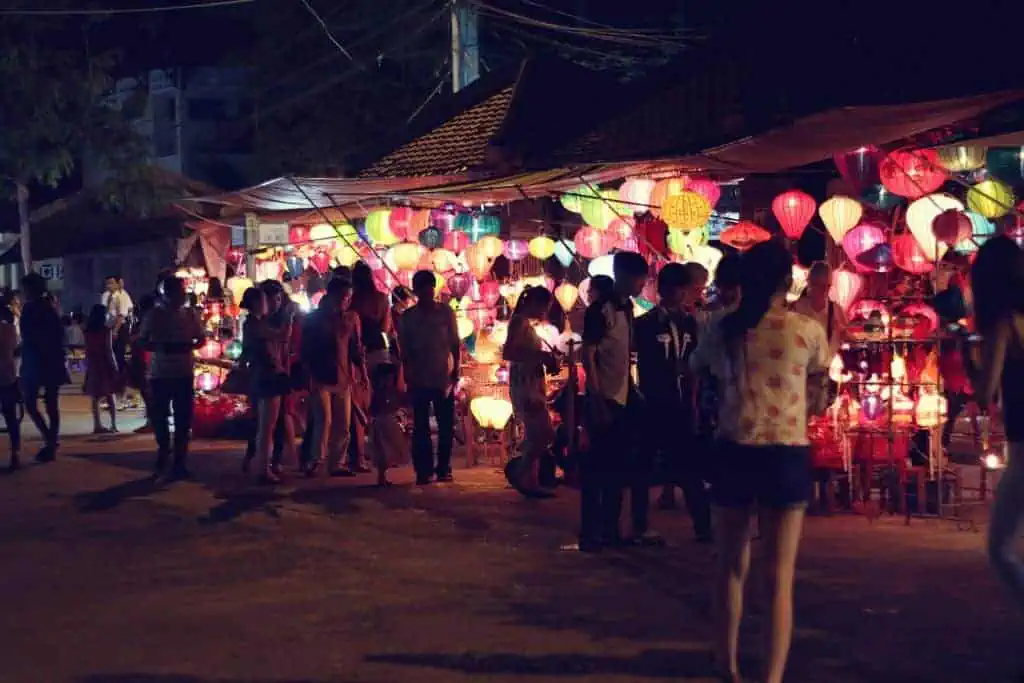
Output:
[988,444,1024,608]
[713,505,754,683]
[759,505,807,683]
[256,396,282,480]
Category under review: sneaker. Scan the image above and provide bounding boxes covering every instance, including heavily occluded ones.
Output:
[561,539,603,553]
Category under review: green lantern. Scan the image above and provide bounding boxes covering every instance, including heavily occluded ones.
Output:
[581,189,623,229]
[365,209,397,246]
[453,212,474,232]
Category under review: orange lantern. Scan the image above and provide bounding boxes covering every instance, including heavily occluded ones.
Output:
[772,190,816,240]
[410,209,431,236]
[720,221,771,252]
[819,195,863,242]
[936,145,987,172]
[880,149,946,198]
[464,244,494,280]
[650,176,689,216]
[662,190,711,230]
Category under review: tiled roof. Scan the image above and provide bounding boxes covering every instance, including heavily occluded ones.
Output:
[358,86,516,178]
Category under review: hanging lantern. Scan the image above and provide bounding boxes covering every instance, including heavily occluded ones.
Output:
[503,239,528,261]
[446,272,472,299]
[661,190,712,230]
[388,207,413,240]
[365,210,398,246]
[553,239,576,266]
[308,249,331,274]
[860,184,904,211]
[464,244,494,280]
[842,222,887,265]
[555,282,579,312]
[195,371,220,393]
[932,209,972,245]
[880,149,947,198]
[688,245,723,283]
[309,223,338,246]
[223,339,243,361]
[476,234,504,259]
[686,178,721,209]
[720,221,771,252]
[936,144,987,172]
[607,218,635,249]
[954,212,995,254]
[560,185,593,213]
[788,264,809,303]
[987,147,1024,185]
[967,179,1015,219]
[470,396,515,430]
[650,176,689,216]
[528,235,556,260]
[830,269,863,311]
[452,213,474,232]
[577,277,593,306]
[588,254,615,279]
[898,303,939,339]
[197,338,223,361]
[288,224,309,245]
[333,244,359,268]
[619,177,655,209]
[445,230,470,253]
[581,189,623,229]
[892,233,934,274]
[416,225,443,250]
[386,241,423,271]
[772,190,816,240]
[834,146,883,193]
[819,195,863,242]
[574,226,612,259]
[478,279,501,307]
[409,209,431,236]
[907,193,961,262]
[914,388,948,428]
[856,243,894,273]
[667,227,705,258]
[456,315,475,340]
[467,305,494,330]
[430,248,459,273]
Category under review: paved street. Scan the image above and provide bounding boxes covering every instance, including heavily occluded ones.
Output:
[0,395,1020,683]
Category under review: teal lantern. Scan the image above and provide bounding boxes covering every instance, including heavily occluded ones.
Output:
[224,339,243,361]
[467,215,501,242]
[986,147,1024,185]
[860,184,904,211]
[954,211,996,254]
[418,226,443,249]
[452,213,474,232]
[553,239,576,267]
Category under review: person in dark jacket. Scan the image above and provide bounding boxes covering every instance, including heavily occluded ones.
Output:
[19,273,69,462]
[634,262,712,542]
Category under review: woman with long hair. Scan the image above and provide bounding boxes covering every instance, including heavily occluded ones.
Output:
[346,261,389,472]
[967,235,1024,610]
[83,304,121,434]
[503,285,558,496]
[690,240,829,683]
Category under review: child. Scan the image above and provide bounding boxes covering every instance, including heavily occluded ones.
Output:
[369,362,406,487]
[83,304,121,434]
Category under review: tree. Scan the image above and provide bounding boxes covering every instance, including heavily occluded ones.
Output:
[0,14,150,271]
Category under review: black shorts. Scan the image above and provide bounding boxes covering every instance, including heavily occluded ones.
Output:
[710,441,811,510]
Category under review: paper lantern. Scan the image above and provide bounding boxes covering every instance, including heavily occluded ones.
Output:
[444,230,470,253]
[954,212,995,254]
[309,223,338,245]
[476,234,504,259]
[195,371,220,393]
[834,146,883,193]
[366,210,398,246]
[772,190,816,240]
[418,226,443,249]
[914,388,947,428]
[848,299,888,323]
[478,279,501,307]
[588,254,615,279]
[829,269,863,311]
[861,184,904,211]
[468,305,494,330]
[818,195,863,242]
[503,239,528,261]
[880,149,946,198]
[856,243,893,273]
[788,264,809,303]
[686,178,721,209]
[661,191,711,230]
[388,207,413,240]
[464,244,494,280]
[932,209,972,245]
[197,338,223,361]
[650,176,689,216]
[967,179,1015,219]
[456,315,475,340]
[720,221,771,252]
[577,277,593,306]
[688,245,723,283]
[528,235,556,260]
[828,354,845,384]
[552,239,576,266]
[446,272,472,299]
[410,209,431,235]
[987,147,1024,185]
[223,339,242,361]
[936,144,987,172]
[555,282,579,312]
[560,185,593,213]
[892,232,934,274]
[581,189,623,229]
[308,250,330,274]
[907,193,960,262]
[619,177,655,208]
[387,242,423,271]
[430,248,459,273]
[842,222,886,264]
[898,303,939,338]
[574,226,612,259]
[666,228,704,258]
[470,396,514,430]
[861,394,884,422]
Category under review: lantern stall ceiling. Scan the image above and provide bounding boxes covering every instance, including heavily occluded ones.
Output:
[819,195,863,242]
[720,221,771,252]
[936,144,987,172]
[906,193,961,262]
[662,190,712,230]
[772,190,817,240]
[966,178,1016,219]
[879,149,947,198]
[528,235,556,260]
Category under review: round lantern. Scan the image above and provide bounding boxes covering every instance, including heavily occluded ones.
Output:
[772,190,816,240]
[528,235,556,260]
[936,144,987,172]
[308,250,330,274]
[834,146,883,193]
[456,315,475,340]
[907,193,961,262]
[195,371,220,393]
[388,207,413,240]
[892,232,934,274]
[954,212,995,254]
[197,338,222,361]
[661,191,711,230]
[861,184,904,211]
[581,189,623,229]
[444,230,470,253]
[430,248,459,273]
[915,388,947,428]
[720,221,771,252]
[335,244,361,268]
[470,396,514,430]
[830,269,863,311]
[856,243,893,273]
[667,227,704,258]
[619,177,655,208]
[880,149,946,198]
[464,244,494,280]
[476,234,504,260]
[967,179,1015,219]
[842,222,886,265]
[555,282,579,312]
[650,176,689,216]
[560,185,592,214]
[366,210,398,246]
[553,239,576,266]
[387,241,423,271]
[478,279,501,307]
[223,339,242,361]
[588,254,615,279]
[470,215,502,241]
[686,178,721,209]
[861,393,884,422]
[932,209,972,245]
[503,239,528,261]
[688,245,723,283]
[446,272,472,299]
[452,213,474,232]
[418,226,443,249]
[309,223,338,245]
[574,226,612,259]
[819,195,863,242]
[409,209,431,236]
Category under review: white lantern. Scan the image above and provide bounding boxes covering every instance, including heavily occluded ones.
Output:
[907,193,961,263]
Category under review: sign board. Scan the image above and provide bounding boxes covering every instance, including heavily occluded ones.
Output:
[34,258,64,290]
[258,222,289,246]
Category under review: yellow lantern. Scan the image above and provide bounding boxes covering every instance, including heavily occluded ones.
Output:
[667,227,706,258]
[650,176,689,216]
[528,235,556,260]
[464,244,494,280]
[914,387,947,428]
[471,334,501,364]
[365,209,398,246]
[554,282,579,312]
[828,354,845,384]
[334,245,360,267]
[456,315,475,340]
[967,179,1015,219]
[662,191,711,230]
[476,234,505,260]
[470,396,514,430]
[936,145,987,172]
[907,193,960,262]
[580,189,623,229]
[818,195,863,242]
[386,241,423,271]
[430,248,460,273]
[488,321,509,346]
[309,222,346,245]
[890,352,906,382]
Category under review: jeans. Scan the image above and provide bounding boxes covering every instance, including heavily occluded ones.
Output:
[580,398,628,544]
[311,386,352,471]
[411,387,455,479]
[150,377,194,468]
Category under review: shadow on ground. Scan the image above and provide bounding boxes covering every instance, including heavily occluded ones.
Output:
[77,676,327,683]
[74,476,167,512]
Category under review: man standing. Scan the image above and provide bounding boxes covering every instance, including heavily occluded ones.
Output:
[576,251,648,552]
[102,275,134,409]
[397,270,460,486]
[138,276,204,479]
[20,273,68,462]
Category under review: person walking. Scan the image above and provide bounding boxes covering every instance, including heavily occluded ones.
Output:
[397,270,460,485]
[964,236,1024,613]
[83,304,121,434]
[137,276,205,479]
[19,273,68,462]
[690,241,828,683]
[0,296,21,471]
[575,251,649,552]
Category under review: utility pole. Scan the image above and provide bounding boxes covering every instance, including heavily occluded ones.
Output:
[450,0,479,93]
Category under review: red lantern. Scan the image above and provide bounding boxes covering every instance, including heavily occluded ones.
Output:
[309,249,330,274]
[634,214,668,257]
[720,221,771,252]
[574,226,611,259]
[288,225,309,245]
[478,279,501,307]
[468,305,494,329]
[830,269,863,311]
[892,233,935,275]
[388,207,413,240]
[833,146,883,193]
[771,190,816,240]
[841,222,886,267]
[374,268,398,292]
[880,149,946,198]
[447,272,472,299]
[686,178,721,208]
[932,209,972,245]
[445,230,470,253]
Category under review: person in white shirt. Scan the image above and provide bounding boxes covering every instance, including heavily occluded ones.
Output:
[102,276,135,409]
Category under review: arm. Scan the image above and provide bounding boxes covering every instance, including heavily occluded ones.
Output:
[502,316,550,364]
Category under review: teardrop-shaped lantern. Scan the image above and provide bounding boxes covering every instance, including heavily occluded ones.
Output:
[447,272,472,299]
[856,243,893,273]
[954,212,995,254]
[503,239,529,262]
[830,269,864,311]
[418,226,443,249]
[478,279,501,307]
[834,146,883,193]
[386,241,424,272]
[772,190,816,240]
[819,195,863,242]
[555,282,579,312]
[464,244,494,280]
[841,222,887,266]
[907,193,961,262]
[476,234,504,260]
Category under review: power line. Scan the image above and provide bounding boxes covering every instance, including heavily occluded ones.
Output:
[297,0,354,61]
[0,0,254,16]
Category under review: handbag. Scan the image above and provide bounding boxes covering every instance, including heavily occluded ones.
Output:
[221,364,252,395]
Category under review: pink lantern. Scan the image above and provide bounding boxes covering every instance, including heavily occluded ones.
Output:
[388,207,413,240]
[607,219,634,248]
[574,226,611,259]
[374,268,398,292]
[619,177,655,208]
[445,230,470,253]
[478,279,501,307]
[771,190,816,240]
[503,239,529,261]
[841,222,887,268]
[308,249,330,274]
[892,233,935,274]
[830,269,863,311]
[686,178,721,208]
[468,305,494,329]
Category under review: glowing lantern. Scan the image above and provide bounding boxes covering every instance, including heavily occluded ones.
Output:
[197,338,222,361]
[788,264,809,303]
[834,146,883,193]
[468,306,494,330]
[410,209,431,236]
[574,226,612,259]
[478,279,501,307]
[366,210,398,246]
[667,228,705,258]
[456,315,475,340]
[488,322,509,346]
[528,235,556,260]
[619,177,655,208]
[914,388,947,428]
[891,353,906,382]
[581,189,623,229]
[553,239,576,266]
[560,185,593,213]
[388,207,413,240]
[503,239,528,261]
[841,222,886,264]
[819,195,863,242]
[444,230,470,253]
[577,277,593,306]
[418,226,443,249]
[828,354,845,384]
[967,179,1015,219]
[686,178,721,209]
[936,144,987,172]
[861,394,884,422]
[880,149,946,198]
[772,190,816,240]
[588,254,615,279]
[446,273,471,300]
[650,176,689,215]
[533,322,560,349]
[688,245,723,283]
[830,269,863,311]
[932,209,972,245]
[861,184,904,211]
[469,215,502,241]
[223,339,242,361]
[470,396,514,430]
[430,248,460,273]
[476,234,504,260]
[954,212,995,254]
[386,242,423,271]
[907,193,960,262]
[661,191,711,230]
[892,232,934,274]
[720,221,771,252]
[333,244,360,268]
[856,243,894,273]
[309,223,339,245]
[195,371,220,393]
[464,244,494,280]
[555,282,579,312]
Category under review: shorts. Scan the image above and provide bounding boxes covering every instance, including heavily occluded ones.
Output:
[710,441,811,510]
